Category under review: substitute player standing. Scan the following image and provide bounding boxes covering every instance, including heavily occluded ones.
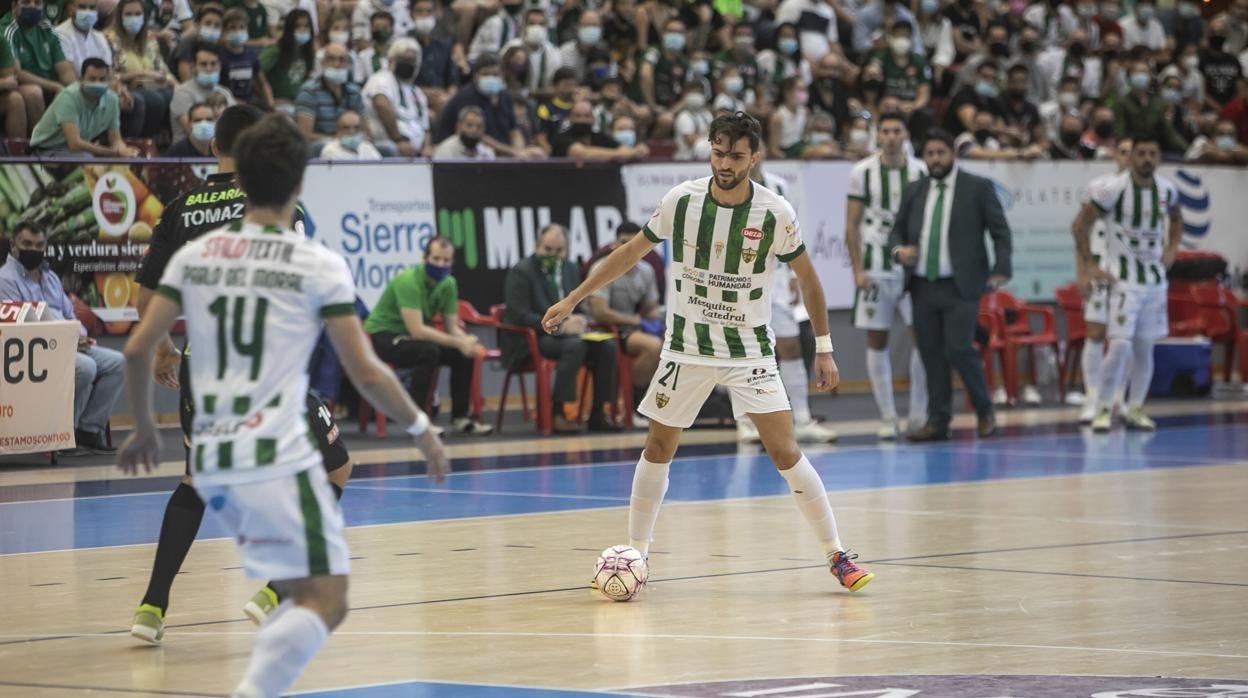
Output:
[543,112,873,593]
[129,105,357,643]
[844,111,928,440]
[1075,137,1132,423]
[118,114,447,698]
[1071,133,1181,432]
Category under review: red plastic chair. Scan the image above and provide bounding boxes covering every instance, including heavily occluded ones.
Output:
[1054,283,1087,394]
[971,310,1007,408]
[1166,289,1206,337]
[980,290,1060,403]
[1191,283,1241,382]
[492,304,557,435]
[4,138,29,155]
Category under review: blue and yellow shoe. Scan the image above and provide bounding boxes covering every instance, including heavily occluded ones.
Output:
[130,604,165,645]
[830,550,874,592]
[243,586,279,626]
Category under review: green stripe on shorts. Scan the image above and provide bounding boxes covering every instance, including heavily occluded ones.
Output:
[296,470,330,576]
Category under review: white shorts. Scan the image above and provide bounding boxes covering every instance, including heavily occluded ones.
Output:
[1083,283,1110,326]
[852,275,912,331]
[1106,284,1168,341]
[197,466,350,582]
[639,358,791,429]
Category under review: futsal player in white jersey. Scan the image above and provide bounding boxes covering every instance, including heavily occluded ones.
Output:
[543,112,874,593]
[845,111,929,440]
[1071,133,1182,433]
[118,115,448,698]
[1075,137,1133,423]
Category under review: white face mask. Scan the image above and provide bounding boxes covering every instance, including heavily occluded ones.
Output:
[1059,91,1079,108]
[890,36,912,55]
[524,24,546,46]
[329,29,349,45]
[413,16,437,34]
[684,92,706,110]
[849,129,870,145]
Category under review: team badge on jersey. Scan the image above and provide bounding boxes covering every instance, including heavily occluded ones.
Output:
[714,241,724,258]
[655,392,670,408]
[742,248,757,264]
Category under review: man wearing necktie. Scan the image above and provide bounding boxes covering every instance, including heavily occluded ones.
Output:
[888,129,1013,441]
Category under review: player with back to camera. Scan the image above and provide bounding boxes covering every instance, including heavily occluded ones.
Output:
[118,114,448,698]
[543,111,874,594]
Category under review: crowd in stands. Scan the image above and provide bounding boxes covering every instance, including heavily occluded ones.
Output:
[0,0,1242,161]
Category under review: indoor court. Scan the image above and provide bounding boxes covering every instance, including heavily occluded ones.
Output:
[2,398,1246,697]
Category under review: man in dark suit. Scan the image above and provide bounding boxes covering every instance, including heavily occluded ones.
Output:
[888,129,1012,441]
[503,224,621,433]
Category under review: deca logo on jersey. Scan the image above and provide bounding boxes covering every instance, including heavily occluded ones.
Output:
[743,227,764,241]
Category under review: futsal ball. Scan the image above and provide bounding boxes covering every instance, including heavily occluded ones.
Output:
[593,545,649,601]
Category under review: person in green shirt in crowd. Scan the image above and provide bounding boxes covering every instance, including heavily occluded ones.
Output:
[364,236,496,436]
[29,56,138,155]
[260,8,315,109]
[870,21,932,139]
[634,16,690,137]
[0,29,32,138]
[3,0,75,124]
[1114,58,1189,157]
[714,22,761,107]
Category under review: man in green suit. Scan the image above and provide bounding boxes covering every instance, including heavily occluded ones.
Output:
[888,129,1012,441]
[503,224,621,434]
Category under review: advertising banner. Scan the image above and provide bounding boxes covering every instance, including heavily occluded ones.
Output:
[0,320,80,454]
[433,162,628,311]
[301,161,439,308]
[1158,164,1248,275]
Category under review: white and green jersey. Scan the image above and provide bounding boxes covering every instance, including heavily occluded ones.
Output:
[846,153,926,278]
[1084,171,1180,287]
[156,220,357,485]
[642,177,805,367]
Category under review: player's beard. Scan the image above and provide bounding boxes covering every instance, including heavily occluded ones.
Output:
[1135,162,1156,178]
[715,168,748,192]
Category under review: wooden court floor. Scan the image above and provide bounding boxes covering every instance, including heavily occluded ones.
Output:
[1,403,1246,697]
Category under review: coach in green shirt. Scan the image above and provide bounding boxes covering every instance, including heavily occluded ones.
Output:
[364,236,494,436]
[3,0,75,101]
[30,57,136,155]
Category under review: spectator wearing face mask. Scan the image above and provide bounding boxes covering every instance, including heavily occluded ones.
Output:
[955,107,1046,159]
[502,8,558,92]
[551,98,648,159]
[1119,0,1164,51]
[1022,0,1078,48]
[170,47,235,138]
[407,0,459,106]
[434,53,543,157]
[954,22,1011,95]
[1174,43,1207,105]
[1114,58,1188,155]
[1039,75,1084,143]
[852,0,922,58]
[1219,76,1248,142]
[944,59,1005,136]
[1158,66,1198,142]
[843,114,873,159]
[807,52,851,139]
[634,16,690,136]
[1049,110,1090,158]
[295,42,365,142]
[217,7,272,107]
[1171,0,1206,49]
[535,66,577,152]
[358,11,396,83]
[108,0,178,137]
[869,22,931,133]
[1068,0,1103,49]
[321,109,383,158]
[259,9,315,111]
[364,36,429,156]
[1036,30,1103,99]
[1187,116,1248,162]
[1079,104,1117,156]
[5,0,77,112]
[1000,64,1047,148]
[1202,21,1245,107]
[943,0,985,66]
[673,80,712,160]
[711,65,747,113]
[172,4,224,83]
[768,76,810,160]
[164,101,217,156]
[756,22,810,102]
[713,23,760,106]
[54,0,111,78]
[30,57,137,154]
[559,10,602,83]
[775,0,840,61]
[352,0,411,44]
[224,0,272,48]
[467,0,518,65]
[915,0,955,85]
[433,103,495,158]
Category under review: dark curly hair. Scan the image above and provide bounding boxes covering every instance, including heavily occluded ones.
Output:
[708,111,762,153]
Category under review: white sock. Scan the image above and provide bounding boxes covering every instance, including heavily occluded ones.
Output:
[866,348,897,421]
[233,605,329,698]
[1082,339,1104,404]
[779,358,812,424]
[1128,337,1155,410]
[628,456,670,556]
[1097,339,1131,412]
[778,455,842,557]
[907,347,928,426]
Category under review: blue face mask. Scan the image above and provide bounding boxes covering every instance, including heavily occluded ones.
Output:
[663,32,685,52]
[613,129,636,146]
[196,70,219,87]
[477,74,504,95]
[920,0,939,14]
[294,29,312,45]
[199,26,220,42]
[340,133,363,150]
[1129,72,1150,91]
[17,6,43,27]
[578,25,601,44]
[74,9,97,31]
[191,119,215,142]
[227,29,249,46]
[1215,134,1236,150]
[425,263,451,281]
[323,66,350,84]
[122,14,144,34]
[974,80,999,98]
[81,81,108,99]
[778,37,799,55]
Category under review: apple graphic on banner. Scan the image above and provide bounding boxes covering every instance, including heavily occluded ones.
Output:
[92,172,137,238]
